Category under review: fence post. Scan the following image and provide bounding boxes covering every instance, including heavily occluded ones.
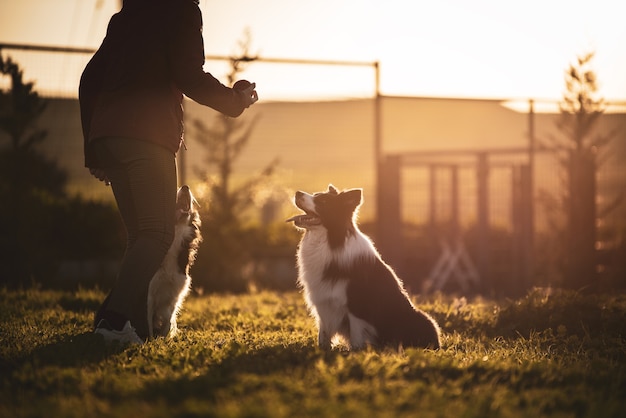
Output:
[377,154,402,270]
[476,153,490,292]
[566,149,597,290]
[450,165,459,238]
[526,99,535,293]
[520,164,533,292]
[429,165,437,229]
[512,164,533,295]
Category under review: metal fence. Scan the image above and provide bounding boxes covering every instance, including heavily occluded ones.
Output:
[2,43,625,294]
[376,130,625,295]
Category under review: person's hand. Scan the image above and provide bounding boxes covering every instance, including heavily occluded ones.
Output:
[234,80,258,107]
[89,168,111,186]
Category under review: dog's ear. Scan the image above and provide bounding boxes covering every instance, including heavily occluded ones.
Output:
[342,189,362,208]
[327,184,339,195]
[184,186,200,208]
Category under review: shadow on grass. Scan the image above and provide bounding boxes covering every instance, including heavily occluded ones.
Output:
[138,342,337,404]
[57,294,103,315]
[3,332,129,372]
[493,290,626,339]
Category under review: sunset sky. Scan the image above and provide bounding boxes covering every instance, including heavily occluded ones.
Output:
[1,0,625,102]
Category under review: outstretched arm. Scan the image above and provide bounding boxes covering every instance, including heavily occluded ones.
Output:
[169,1,257,117]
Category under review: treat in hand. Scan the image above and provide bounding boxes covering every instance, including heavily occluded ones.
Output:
[233,79,252,90]
[233,79,258,106]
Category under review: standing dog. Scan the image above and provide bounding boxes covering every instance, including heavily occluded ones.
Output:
[147,185,202,338]
[288,185,441,350]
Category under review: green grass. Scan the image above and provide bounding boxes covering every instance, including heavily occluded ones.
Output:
[1,287,625,418]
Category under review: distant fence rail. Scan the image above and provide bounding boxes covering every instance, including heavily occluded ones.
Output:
[375,133,625,295]
[0,43,96,98]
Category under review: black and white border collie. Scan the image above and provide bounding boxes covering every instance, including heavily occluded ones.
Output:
[288,185,441,350]
[147,185,202,339]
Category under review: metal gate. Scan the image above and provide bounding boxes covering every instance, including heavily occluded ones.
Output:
[376,147,534,295]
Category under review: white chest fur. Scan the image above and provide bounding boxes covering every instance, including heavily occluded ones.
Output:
[296,228,379,348]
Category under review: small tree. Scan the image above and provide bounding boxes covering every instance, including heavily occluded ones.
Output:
[545,52,619,290]
[0,56,48,150]
[0,56,123,287]
[0,55,67,196]
[191,34,279,292]
[0,55,61,284]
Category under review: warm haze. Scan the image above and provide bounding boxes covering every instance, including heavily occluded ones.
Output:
[1,0,625,101]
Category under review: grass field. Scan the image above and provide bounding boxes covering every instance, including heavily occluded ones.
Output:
[1,287,625,418]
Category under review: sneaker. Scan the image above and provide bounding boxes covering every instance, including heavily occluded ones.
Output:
[95,319,144,345]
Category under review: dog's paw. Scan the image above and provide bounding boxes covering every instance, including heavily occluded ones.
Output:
[318,331,332,350]
[151,316,171,338]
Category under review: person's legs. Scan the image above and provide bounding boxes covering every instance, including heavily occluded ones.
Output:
[93,137,177,340]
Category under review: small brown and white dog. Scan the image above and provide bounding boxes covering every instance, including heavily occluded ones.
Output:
[147,185,202,338]
[287,185,441,350]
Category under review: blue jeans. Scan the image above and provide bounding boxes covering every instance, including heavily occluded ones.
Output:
[93,137,177,339]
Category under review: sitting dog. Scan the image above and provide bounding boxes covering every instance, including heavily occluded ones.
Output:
[287,185,441,350]
[147,185,202,338]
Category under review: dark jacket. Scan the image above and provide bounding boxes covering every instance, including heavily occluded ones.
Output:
[79,0,248,168]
